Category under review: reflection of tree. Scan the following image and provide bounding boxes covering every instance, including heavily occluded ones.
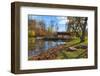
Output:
[67,17,88,42]
[28,38,36,50]
[35,39,45,51]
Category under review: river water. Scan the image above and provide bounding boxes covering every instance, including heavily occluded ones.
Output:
[28,38,66,57]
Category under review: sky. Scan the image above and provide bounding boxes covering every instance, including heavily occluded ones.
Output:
[28,15,68,32]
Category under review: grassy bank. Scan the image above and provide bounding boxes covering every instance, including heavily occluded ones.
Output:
[56,37,88,59]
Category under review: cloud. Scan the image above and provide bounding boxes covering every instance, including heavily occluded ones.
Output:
[56,17,67,20]
[58,20,67,25]
[56,17,67,25]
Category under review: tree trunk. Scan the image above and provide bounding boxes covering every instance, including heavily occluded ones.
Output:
[80,18,87,42]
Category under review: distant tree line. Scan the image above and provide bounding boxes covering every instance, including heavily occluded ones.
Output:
[28,16,88,42]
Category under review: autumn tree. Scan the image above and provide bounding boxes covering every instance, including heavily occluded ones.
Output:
[28,20,36,37]
[35,20,47,36]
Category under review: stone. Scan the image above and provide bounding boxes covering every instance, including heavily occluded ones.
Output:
[81,45,87,49]
[67,47,77,51]
[75,45,87,49]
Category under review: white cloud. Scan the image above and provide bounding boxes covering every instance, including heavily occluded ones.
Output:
[56,16,67,25]
[57,16,67,20]
[58,20,67,24]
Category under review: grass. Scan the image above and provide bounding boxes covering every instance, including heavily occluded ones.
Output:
[56,37,88,59]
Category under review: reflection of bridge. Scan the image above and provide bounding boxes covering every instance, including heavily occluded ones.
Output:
[43,37,67,41]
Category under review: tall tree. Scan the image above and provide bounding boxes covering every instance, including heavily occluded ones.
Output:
[67,17,88,42]
[37,20,46,36]
[80,17,88,42]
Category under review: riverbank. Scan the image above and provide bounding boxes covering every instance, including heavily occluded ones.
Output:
[28,37,88,60]
[28,44,65,60]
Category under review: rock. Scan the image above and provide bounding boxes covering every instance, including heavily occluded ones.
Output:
[75,45,87,49]
[67,47,77,51]
[81,45,87,49]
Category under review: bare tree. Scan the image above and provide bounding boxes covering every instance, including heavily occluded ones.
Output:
[80,17,88,42]
[67,16,88,42]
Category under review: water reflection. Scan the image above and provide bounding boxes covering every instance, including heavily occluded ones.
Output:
[28,38,66,57]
